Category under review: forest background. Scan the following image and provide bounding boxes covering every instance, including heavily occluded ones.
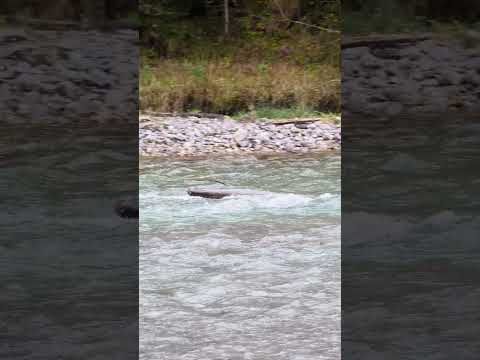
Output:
[1,0,479,117]
[139,0,341,118]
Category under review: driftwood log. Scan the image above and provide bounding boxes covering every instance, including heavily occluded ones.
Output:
[271,118,329,126]
[187,187,268,199]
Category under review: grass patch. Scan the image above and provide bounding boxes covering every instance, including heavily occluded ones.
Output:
[140,60,340,114]
[140,26,340,114]
[233,106,336,120]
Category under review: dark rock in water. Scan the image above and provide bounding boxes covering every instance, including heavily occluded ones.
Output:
[114,199,138,218]
[187,187,268,199]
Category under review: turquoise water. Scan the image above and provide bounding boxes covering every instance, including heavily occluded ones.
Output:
[140,154,341,359]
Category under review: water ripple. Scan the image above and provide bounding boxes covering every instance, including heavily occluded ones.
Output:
[141,154,340,359]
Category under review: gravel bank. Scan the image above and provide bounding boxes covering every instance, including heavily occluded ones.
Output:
[0,27,137,124]
[140,114,341,157]
[342,35,480,116]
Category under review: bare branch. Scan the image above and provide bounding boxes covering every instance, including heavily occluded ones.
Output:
[271,0,340,34]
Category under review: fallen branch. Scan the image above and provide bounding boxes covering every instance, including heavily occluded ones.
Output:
[191,177,227,186]
[282,19,340,34]
[271,118,326,126]
[271,0,340,34]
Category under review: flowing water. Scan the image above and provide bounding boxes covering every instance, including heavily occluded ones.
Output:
[342,117,480,357]
[1,124,138,358]
[140,154,341,360]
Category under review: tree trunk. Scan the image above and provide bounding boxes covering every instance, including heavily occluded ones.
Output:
[224,0,229,36]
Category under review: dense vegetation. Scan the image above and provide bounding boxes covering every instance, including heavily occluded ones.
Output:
[4,1,477,116]
[140,0,340,115]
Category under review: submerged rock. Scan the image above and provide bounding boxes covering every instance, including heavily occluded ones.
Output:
[114,199,139,218]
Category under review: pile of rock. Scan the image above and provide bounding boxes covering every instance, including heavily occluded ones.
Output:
[140,114,340,157]
[0,27,137,124]
[342,35,480,116]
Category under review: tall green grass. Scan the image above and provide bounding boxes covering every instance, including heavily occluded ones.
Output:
[140,28,340,114]
[140,60,339,114]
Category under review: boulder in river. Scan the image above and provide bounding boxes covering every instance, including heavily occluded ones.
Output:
[114,199,139,218]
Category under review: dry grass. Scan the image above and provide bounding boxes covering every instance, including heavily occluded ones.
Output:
[140,60,340,114]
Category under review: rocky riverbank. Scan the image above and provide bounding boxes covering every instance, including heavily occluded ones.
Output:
[0,27,137,124]
[140,113,341,157]
[342,34,480,116]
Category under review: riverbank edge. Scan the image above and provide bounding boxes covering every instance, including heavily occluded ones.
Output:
[139,148,341,162]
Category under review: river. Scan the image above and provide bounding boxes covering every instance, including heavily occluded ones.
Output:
[342,116,480,357]
[140,154,341,359]
[1,124,138,358]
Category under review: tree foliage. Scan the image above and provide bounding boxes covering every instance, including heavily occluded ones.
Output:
[140,0,340,57]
